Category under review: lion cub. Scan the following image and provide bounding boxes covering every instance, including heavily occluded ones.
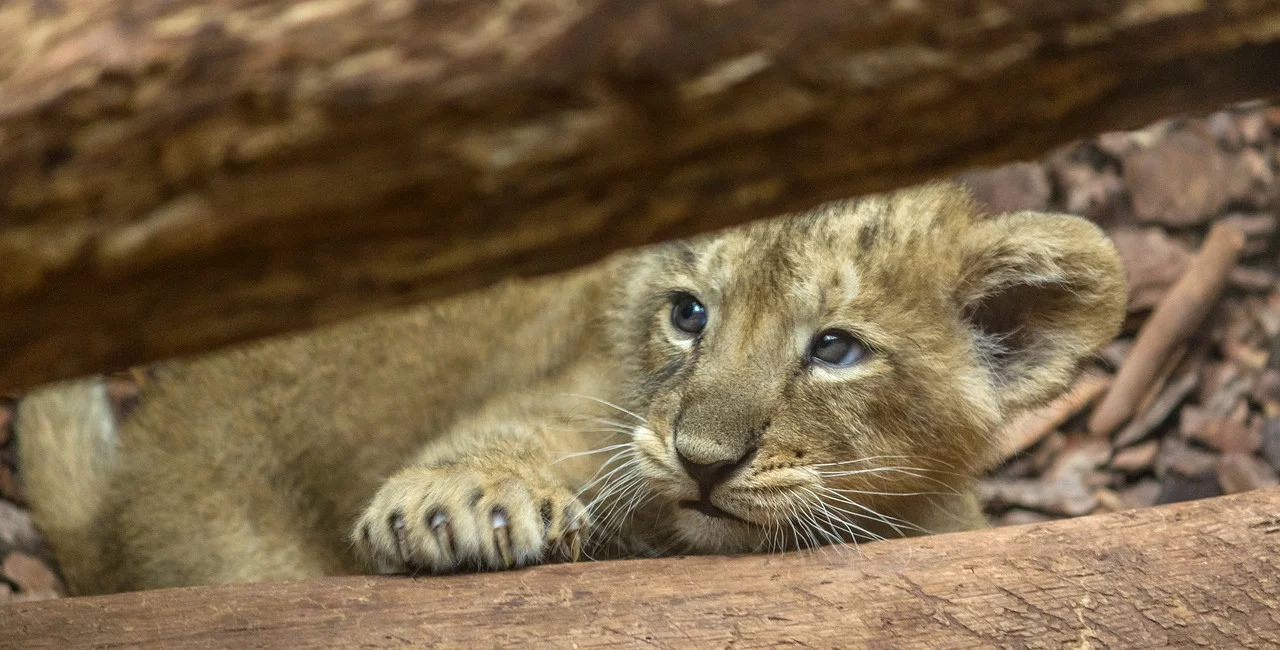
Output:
[18,182,1125,594]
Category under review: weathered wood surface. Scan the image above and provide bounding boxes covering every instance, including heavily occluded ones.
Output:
[5,487,1280,648]
[4,0,1280,389]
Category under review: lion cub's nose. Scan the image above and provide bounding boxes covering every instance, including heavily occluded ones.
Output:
[677,447,756,496]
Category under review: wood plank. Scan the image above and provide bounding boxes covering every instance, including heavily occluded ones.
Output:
[4,0,1280,389]
[5,486,1280,647]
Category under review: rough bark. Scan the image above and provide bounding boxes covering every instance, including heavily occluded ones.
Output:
[4,487,1280,648]
[4,0,1280,389]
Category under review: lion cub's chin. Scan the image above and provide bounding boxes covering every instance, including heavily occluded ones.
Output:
[671,508,762,554]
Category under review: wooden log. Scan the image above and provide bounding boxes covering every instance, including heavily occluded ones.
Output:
[4,1,1280,389]
[4,487,1280,647]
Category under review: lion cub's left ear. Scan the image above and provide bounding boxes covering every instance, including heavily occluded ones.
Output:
[955,210,1127,414]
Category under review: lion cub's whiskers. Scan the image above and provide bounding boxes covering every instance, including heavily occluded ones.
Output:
[806,454,958,470]
[551,443,634,465]
[591,477,657,542]
[574,455,641,561]
[557,393,649,425]
[814,465,968,481]
[801,489,885,545]
[813,485,932,536]
[582,454,663,556]
[797,500,846,561]
[810,506,875,562]
[805,490,892,542]
[740,483,932,558]
[576,454,639,500]
[814,465,967,496]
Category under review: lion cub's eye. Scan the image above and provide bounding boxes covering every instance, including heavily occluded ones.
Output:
[670,293,708,335]
[809,330,866,367]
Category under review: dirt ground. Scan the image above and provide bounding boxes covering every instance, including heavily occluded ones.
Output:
[2,100,1278,604]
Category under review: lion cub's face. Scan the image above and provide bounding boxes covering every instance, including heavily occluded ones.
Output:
[606,183,1125,553]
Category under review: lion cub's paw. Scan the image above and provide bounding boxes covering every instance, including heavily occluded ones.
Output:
[354,464,588,574]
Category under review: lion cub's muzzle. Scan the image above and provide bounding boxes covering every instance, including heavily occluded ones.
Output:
[675,439,758,523]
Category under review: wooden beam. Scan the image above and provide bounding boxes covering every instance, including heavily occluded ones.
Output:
[4,1,1280,389]
[5,487,1280,647]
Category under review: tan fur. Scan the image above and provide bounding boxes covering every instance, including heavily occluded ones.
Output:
[18,183,1127,595]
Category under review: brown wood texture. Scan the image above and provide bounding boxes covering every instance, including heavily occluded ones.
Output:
[5,0,1280,390]
[5,487,1280,648]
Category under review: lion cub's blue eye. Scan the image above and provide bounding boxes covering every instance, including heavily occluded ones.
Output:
[810,330,866,367]
[670,294,708,335]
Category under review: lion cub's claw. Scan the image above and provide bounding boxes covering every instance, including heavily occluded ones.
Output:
[355,466,588,574]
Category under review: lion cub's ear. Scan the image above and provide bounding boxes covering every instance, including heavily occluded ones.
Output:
[955,211,1127,414]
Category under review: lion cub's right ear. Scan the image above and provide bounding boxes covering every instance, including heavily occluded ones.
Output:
[954,211,1127,414]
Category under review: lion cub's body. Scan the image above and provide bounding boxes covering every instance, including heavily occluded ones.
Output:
[19,183,1126,595]
[26,270,619,593]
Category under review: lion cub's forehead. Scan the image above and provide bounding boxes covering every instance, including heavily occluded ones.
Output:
[680,188,968,309]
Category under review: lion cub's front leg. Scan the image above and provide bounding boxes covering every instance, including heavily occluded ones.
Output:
[353,436,588,574]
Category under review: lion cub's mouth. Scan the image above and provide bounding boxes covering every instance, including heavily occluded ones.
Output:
[679,499,751,525]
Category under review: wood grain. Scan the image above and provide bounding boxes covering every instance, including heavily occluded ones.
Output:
[5,486,1280,648]
[3,1,1280,389]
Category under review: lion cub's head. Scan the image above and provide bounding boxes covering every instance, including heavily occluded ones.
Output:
[605,182,1126,553]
